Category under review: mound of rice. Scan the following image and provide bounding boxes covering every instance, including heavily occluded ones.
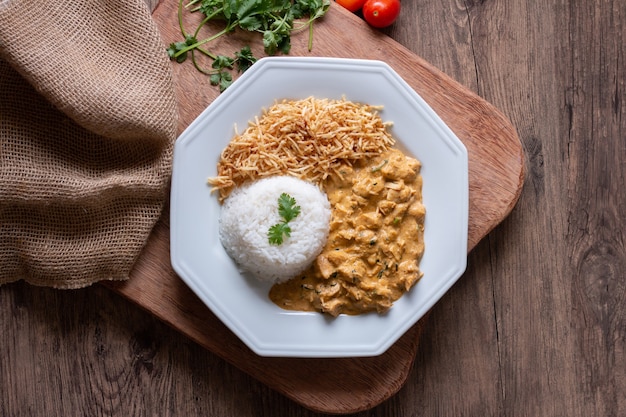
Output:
[218,176,331,283]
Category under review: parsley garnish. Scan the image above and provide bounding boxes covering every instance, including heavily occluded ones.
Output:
[277,192,301,222]
[268,193,301,245]
[268,222,292,245]
[167,0,330,92]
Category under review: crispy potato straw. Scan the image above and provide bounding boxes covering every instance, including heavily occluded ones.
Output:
[208,97,395,201]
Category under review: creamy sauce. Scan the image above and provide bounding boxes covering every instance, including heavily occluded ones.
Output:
[269,148,425,316]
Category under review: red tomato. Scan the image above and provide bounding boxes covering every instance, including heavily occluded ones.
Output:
[362,0,401,28]
[335,0,367,12]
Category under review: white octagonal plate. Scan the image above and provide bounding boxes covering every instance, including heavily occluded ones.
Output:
[170,57,468,358]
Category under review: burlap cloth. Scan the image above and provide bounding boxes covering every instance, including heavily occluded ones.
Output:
[0,0,177,288]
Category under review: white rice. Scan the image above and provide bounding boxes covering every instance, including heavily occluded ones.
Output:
[218,176,331,283]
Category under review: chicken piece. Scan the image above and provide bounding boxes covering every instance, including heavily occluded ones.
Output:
[355,229,377,246]
[336,228,357,242]
[408,201,426,220]
[316,281,341,299]
[377,199,396,215]
[356,211,382,229]
[352,170,385,197]
[385,181,413,203]
[316,255,334,279]
[320,297,345,317]
[326,248,351,265]
[380,149,420,181]
[336,258,366,281]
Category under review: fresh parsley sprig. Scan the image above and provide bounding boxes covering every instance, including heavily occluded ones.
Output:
[268,193,301,245]
[167,0,330,92]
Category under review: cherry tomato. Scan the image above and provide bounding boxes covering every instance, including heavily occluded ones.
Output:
[362,0,401,28]
[335,0,367,12]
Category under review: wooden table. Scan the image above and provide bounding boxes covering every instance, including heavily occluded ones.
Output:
[1,0,624,415]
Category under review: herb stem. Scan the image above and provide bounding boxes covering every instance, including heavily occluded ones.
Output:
[173,26,231,59]
[196,46,217,59]
[177,0,187,37]
[194,9,225,37]
[191,52,212,75]
[184,0,201,8]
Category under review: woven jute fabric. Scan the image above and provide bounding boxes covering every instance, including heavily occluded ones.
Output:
[0,0,178,288]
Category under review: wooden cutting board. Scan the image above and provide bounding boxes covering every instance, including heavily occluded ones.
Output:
[105,1,524,414]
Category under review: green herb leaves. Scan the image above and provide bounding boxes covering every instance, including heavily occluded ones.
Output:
[167,0,330,92]
[268,193,301,245]
[268,222,292,245]
[276,192,301,222]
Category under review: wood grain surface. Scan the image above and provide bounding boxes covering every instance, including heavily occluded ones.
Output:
[2,0,625,416]
[100,0,522,413]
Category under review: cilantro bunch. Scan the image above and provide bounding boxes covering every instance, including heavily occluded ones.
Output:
[167,0,330,92]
